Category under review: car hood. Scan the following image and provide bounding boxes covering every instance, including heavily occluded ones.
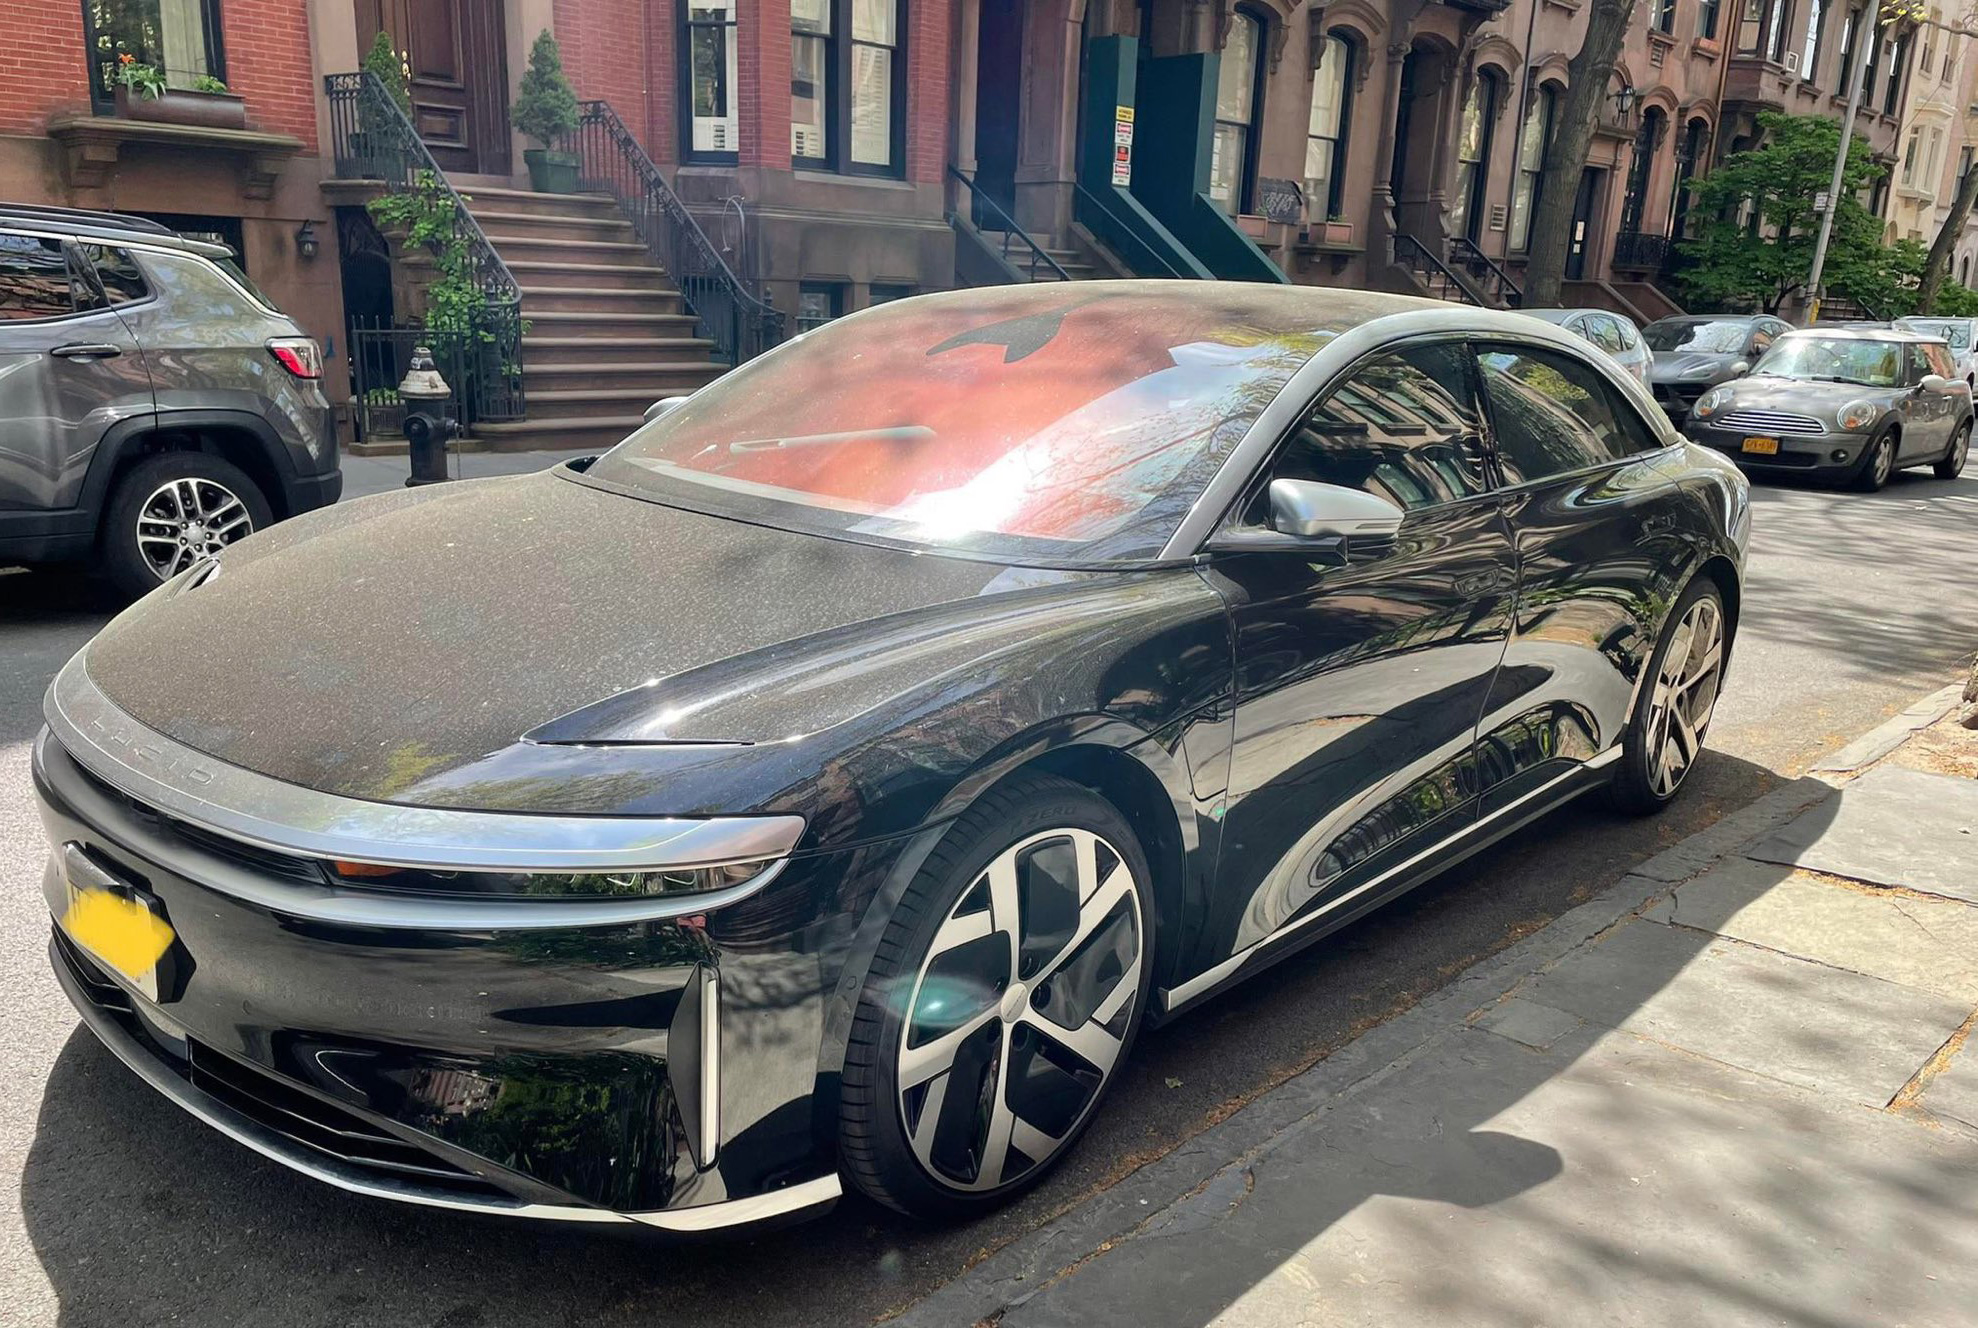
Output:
[76,470,1058,803]
[1649,350,1741,384]
[1721,376,1888,413]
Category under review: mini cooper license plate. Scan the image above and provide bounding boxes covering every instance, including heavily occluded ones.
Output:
[1741,436,1780,456]
[59,844,173,1002]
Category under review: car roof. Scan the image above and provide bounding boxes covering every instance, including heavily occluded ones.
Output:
[1519,308,1614,322]
[0,201,234,258]
[1650,313,1773,324]
[1779,326,1942,343]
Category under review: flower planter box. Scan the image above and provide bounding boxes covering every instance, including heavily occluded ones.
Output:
[114,87,248,131]
[1322,220,1355,246]
[524,148,581,194]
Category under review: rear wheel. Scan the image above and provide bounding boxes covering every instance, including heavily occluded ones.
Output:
[1935,420,1970,480]
[1853,429,1897,492]
[102,452,271,598]
[1608,579,1726,815]
[840,773,1153,1219]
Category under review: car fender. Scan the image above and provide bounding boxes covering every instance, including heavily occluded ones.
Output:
[75,408,301,518]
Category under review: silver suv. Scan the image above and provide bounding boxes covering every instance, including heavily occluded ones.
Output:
[0,204,339,596]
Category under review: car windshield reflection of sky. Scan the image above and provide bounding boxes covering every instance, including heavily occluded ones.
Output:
[610,288,1343,551]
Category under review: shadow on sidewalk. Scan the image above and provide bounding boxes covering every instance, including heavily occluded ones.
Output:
[21,761,1894,1328]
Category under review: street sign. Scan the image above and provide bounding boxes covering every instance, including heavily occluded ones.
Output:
[1814,190,1832,212]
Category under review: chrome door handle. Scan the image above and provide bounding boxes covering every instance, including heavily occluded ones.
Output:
[50,343,122,359]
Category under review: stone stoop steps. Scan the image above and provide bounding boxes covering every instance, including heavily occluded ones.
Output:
[460,186,729,452]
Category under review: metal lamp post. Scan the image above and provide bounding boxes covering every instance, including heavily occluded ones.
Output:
[1806,8,1884,324]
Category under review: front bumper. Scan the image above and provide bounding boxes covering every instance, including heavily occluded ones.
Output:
[1683,420,1868,475]
[32,703,865,1232]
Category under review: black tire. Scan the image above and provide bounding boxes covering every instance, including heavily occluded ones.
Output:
[101,452,272,599]
[1607,577,1727,816]
[839,772,1155,1220]
[1852,429,1897,492]
[1935,419,1971,480]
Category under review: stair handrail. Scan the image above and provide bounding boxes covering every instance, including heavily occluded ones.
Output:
[1448,236,1522,308]
[324,70,526,422]
[1073,183,1185,278]
[948,167,1072,282]
[569,101,783,364]
[1393,233,1480,307]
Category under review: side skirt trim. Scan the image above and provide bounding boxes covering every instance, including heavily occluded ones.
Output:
[1156,748,1621,1016]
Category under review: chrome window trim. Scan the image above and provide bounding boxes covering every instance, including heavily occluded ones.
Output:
[44,651,807,876]
[1161,307,1680,559]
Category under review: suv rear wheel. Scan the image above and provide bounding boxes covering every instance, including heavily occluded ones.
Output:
[102,452,272,597]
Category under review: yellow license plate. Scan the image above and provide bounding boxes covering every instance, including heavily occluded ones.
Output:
[1741,436,1780,456]
[62,880,173,1002]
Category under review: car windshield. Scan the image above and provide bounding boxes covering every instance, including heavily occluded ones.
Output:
[1752,336,1903,387]
[1643,319,1751,353]
[1899,318,1972,350]
[583,285,1368,564]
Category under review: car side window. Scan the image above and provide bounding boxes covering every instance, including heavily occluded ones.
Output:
[79,245,149,305]
[1593,316,1628,353]
[1748,329,1774,357]
[0,233,78,321]
[1259,342,1489,514]
[1905,344,1931,384]
[1474,342,1656,482]
[1932,344,1959,378]
[1613,318,1640,352]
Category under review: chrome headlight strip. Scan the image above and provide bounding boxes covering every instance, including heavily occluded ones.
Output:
[44,651,806,878]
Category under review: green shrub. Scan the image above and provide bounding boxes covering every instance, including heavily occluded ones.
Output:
[510,30,579,147]
[363,30,411,116]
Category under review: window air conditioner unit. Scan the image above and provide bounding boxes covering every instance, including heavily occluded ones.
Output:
[710,124,730,149]
[1783,50,1800,74]
[794,127,822,156]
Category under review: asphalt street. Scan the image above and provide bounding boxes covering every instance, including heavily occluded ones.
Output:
[3,466,1976,1328]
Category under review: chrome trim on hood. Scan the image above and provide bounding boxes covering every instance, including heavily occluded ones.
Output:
[42,650,807,874]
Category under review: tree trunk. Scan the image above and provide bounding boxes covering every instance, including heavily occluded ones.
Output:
[1919,159,1978,314]
[1521,0,1648,307]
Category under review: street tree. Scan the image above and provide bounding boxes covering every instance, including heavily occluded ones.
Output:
[1522,0,1647,307]
[1679,111,1921,315]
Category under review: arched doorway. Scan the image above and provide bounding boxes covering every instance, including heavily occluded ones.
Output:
[1389,40,1460,242]
[973,0,1026,227]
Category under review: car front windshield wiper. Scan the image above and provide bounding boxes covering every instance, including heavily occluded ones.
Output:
[726,426,936,453]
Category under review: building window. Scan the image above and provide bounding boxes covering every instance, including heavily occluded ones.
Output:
[792,0,907,174]
[1801,0,1824,77]
[1509,84,1555,252]
[869,282,915,304]
[1449,68,1499,242]
[1621,107,1665,234]
[1698,0,1722,39]
[1862,16,1884,104]
[1669,116,1709,236]
[1653,0,1676,34]
[1305,33,1354,223]
[1210,9,1266,216]
[1765,0,1792,61]
[1735,0,1764,53]
[80,0,226,111]
[1923,7,1939,75]
[682,0,740,161]
[1881,32,1907,115]
[797,281,844,330]
[1902,128,1921,186]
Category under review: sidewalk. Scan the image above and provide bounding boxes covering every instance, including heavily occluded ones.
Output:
[337,445,598,500]
[902,691,1978,1328]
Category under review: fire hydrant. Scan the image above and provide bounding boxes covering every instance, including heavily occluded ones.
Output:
[399,345,460,487]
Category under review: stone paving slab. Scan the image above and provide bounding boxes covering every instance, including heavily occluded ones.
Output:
[1000,1024,1978,1328]
[1516,916,1968,1108]
[1643,856,1978,1001]
[1920,1041,1978,1134]
[1746,765,1978,904]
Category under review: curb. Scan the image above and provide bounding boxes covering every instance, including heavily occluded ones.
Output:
[888,691,1954,1326]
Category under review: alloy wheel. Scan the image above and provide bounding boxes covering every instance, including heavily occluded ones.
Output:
[1950,426,1969,474]
[897,827,1142,1192]
[1644,597,1724,799]
[135,477,255,581]
[1871,437,1895,488]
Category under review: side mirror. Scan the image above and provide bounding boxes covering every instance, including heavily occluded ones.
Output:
[1268,478,1404,539]
[644,395,691,424]
[1920,373,1951,392]
[1728,360,1751,377]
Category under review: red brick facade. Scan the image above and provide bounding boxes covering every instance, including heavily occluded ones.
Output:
[0,1,90,133]
[905,0,948,184]
[220,0,319,151]
[552,0,654,150]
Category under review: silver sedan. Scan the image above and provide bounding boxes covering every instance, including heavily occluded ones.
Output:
[1518,308,1653,385]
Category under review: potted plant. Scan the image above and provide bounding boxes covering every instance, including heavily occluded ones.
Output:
[511,30,581,193]
[1322,213,1355,246]
[350,31,413,177]
[112,54,248,129]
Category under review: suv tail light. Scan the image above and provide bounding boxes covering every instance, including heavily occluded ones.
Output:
[266,337,322,379]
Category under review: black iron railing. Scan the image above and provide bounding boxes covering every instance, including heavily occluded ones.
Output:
[324,71,524,424]
[1612,231,1672,273]
[1448,237,1522,307]
[1073,183,1186,278]
[948,167,1071,281]
[1394,233,1478,306]
[569,101,782,364]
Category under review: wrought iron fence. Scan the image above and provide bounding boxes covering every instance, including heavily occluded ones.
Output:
[1612,231,1672,273]
[1448,237,1522,307]
[348,320,492,445]
[324,70,524,425]
[948,167,1071,281]
[567,101,782,364]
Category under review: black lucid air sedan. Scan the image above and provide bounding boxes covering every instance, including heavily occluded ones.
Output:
[34,284,1749,1231]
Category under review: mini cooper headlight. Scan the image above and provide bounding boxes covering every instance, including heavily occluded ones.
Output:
[329,859,772,898]
[1836,399,1880,431]
[1693,386,1734,417]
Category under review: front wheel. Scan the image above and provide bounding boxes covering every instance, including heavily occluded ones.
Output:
[839,773,1153,1219]
[1852,429,1897,492]
[101,452,272,598]
[1935,420,1970,480]
[1608,579,1727,815]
